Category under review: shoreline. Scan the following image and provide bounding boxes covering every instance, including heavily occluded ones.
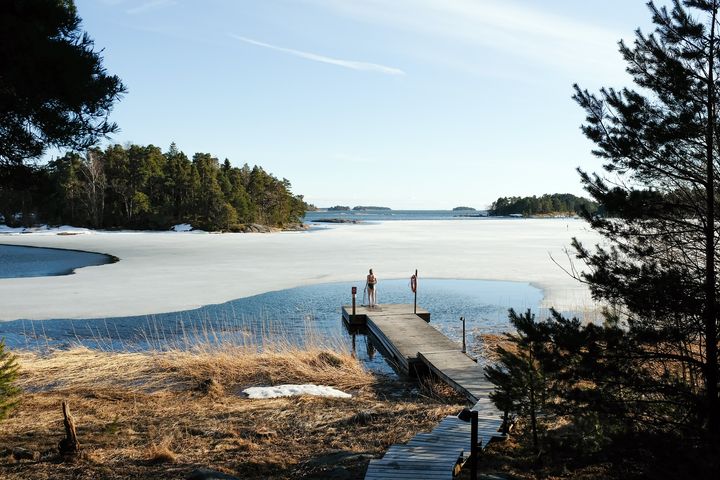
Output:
[0,219,600,322]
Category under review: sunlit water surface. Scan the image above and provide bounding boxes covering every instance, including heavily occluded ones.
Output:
[1,278,544,373]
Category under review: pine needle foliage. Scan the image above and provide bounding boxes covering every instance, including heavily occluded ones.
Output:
[485,309,549,454]
[573,0,720,436]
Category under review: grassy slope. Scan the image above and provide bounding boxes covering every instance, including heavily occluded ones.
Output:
[0,347,463,479]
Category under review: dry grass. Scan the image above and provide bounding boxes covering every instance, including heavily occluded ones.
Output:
[473,333,515,362]
[146,440,177,464]
[0,345,462,479]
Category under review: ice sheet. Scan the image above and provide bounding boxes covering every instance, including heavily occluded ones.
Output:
[0,219,601,321]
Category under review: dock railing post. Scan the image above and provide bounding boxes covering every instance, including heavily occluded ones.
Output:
[458,407,479,479]
[351,286,357,317]
[470,410,478,480]
[461,316,466,353]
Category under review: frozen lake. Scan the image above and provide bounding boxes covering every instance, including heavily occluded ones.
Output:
[0,219,600,321]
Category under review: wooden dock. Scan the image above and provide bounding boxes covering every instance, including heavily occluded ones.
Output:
[342,304,495,405]
[341,303,505,479]
[342,303,430,326]
[364,414,505,480]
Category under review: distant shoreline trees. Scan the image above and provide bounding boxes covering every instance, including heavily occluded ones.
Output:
[488,193,598,217]
[0,143,309,231]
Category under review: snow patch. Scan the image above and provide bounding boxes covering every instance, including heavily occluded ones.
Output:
[0,224,91,235]
[170,223,193,232]
[0,225,24,234]
[243,384,351,399]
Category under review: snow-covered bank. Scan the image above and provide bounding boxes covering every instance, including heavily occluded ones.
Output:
[0,224,93,235]
[0,219,601,321]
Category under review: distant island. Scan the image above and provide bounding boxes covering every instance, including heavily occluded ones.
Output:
[327,205,350,211]
[352,206,391,211]
[452,206,476,211]
[488,193,598,217]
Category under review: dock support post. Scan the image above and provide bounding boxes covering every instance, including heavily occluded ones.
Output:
[470,410,478,480]
[351,286,357,317]
[461,316,466,353]
[413,269,418,314]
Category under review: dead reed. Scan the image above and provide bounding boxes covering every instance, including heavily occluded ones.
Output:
[1,336,462,479]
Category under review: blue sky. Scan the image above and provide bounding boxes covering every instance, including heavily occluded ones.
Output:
[77,0,655,209]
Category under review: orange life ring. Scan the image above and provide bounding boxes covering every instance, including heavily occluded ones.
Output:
[410,274,417,293]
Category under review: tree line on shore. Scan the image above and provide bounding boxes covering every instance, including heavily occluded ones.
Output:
[0,143,309,231]
[488,193,598,217]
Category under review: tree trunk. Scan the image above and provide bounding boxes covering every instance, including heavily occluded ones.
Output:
[705,3,720,438]
[58,401,80,455]
[529,381,538,455]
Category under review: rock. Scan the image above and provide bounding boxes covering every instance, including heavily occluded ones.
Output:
[313,218,360,224]
[243,223,271,233]
[283,223,309,231]
[306,450,375,467]
[232,223,273,233]
[186,468,240,480]
[12,447,39,461]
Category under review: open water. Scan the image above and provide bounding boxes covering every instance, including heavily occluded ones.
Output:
[0,276,543,373]
[0,244,113,279]
[303,209,489,222]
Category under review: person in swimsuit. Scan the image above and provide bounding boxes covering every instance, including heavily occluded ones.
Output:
[367,268,378,308]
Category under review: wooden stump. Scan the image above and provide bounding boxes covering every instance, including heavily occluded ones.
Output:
[58,401,80,456]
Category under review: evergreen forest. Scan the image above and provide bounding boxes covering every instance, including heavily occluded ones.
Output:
[0,143,309,231]
[488,193,598,217]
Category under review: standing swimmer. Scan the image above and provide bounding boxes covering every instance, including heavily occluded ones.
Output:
[367,268,378,308]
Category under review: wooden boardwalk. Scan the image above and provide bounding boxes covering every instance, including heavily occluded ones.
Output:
[364,413,505,479]
[341,303,505,479]
[342,303,431,326]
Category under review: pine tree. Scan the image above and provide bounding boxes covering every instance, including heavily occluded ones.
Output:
[0,339,20,421]
[0,0,125,165]
[485,309,549,454]
[573,0,720,435]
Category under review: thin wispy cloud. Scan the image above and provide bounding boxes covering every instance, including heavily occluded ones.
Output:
[126,0,176,15]
[228,34,405,76]
[305,0,628,80]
